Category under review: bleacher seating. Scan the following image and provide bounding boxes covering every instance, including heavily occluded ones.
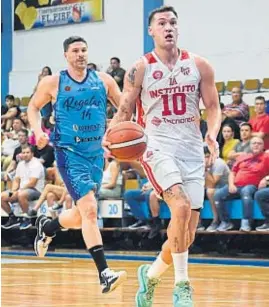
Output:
[225,80,243,95]
[243,79,260,93]
[260,78,269,92]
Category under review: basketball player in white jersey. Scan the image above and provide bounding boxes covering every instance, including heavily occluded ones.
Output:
[104,6,221,307]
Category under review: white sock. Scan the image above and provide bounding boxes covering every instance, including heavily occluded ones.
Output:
[147,254,170,279]
[172,251,189,284]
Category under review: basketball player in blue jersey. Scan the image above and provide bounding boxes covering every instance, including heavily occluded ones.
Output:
[27,36,127,293]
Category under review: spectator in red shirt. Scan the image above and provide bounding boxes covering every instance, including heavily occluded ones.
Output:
[223,87,249,125]
[214,137,269,232]
[249,96,269,150]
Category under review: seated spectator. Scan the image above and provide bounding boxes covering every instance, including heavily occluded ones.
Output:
[34,143,55,169]
[5,118,24,140]
[125,181,152,229]
[218,103,240,144]
[249,96,269,150]
[204,146,230,232]
[222,87,249,125]
[1,145,45,230]
[99,156,122,199]
[255,177,269,231]
[1,95,21,131]
[28,167,72,218]
[219,124,239,163]
[87,63,97,71]
[1,129,29,183]
[19,111,32,132]
[214,137,269,231]
[227,122,252,166]
[1,121,22,171]
[33,66,53,120]
[106,57,125,90]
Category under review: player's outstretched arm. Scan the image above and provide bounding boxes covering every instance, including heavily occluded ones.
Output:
[196,57,221,140]
[28,75,57,148]
[196,56,221,160]
[109,59,145,127]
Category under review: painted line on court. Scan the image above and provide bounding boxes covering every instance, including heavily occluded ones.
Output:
[2,251,269,267]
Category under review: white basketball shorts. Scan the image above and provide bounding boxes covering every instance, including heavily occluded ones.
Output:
[140,147,205,209]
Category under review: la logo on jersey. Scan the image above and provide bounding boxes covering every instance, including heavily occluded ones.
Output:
[169,77,177,86]
[181,67,190,75]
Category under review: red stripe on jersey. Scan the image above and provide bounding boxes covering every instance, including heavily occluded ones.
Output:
[136,96,145,128]
[140,159,163,195]
[181,50,190,60]
[144,52,157,64]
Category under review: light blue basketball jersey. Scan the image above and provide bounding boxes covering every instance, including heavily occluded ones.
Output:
[51,69,107,157]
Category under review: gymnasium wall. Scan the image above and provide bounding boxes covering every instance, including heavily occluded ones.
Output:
[165,0,269,82]
[8,0,269,97]
[9,0,144,97]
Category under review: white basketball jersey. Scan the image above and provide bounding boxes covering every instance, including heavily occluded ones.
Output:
[137,50,204,161]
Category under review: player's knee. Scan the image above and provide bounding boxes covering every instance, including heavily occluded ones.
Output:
[1,192,8,202]
[172,203,191,223]
[80,202,97,221]
[73,210,82,228]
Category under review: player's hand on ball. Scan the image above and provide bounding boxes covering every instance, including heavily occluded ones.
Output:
[102,129,113,156]
[205,134,219,164]
[36,132,49,149]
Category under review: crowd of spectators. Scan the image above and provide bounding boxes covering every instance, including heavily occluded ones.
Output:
[1,60,269,236]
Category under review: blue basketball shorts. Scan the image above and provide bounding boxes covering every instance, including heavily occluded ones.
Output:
[54,147,104,202]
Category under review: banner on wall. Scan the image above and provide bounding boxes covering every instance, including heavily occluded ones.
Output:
[14,0,103,31]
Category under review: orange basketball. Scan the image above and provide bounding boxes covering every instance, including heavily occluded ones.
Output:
[107,121,147,160]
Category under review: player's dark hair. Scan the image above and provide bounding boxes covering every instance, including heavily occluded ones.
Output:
[255,96,265,103]
[110,57,120,64]
[148,6,178,25]
[63,36,87,52]
[240,122,252,130]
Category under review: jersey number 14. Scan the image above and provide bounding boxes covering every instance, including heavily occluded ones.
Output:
[161,93,186,116]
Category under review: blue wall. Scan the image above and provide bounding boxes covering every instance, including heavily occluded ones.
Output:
[143,0,163,54]
[1,0,12,103]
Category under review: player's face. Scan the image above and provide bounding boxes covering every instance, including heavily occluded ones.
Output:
[255,99,265,114]
[240,126,251,141]
[65,42,88,70]
[222,126,234,140]
[149,12,178,49]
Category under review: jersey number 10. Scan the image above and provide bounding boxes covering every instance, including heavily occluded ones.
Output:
[161,93,186,116]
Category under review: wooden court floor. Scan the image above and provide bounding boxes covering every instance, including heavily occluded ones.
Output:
[2,256,269,307]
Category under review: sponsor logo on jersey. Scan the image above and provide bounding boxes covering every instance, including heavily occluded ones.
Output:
[63,96,101,111]
[149,84,196,98]
[74,136,102,143]
[72,124,105,132]
[151,116,162,126]
[181,67,190,75]
[152,70,163,80]
[162,116,195,124]
[65,86,71,91]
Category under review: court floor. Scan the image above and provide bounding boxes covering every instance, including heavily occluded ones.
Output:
[2,255,269,307]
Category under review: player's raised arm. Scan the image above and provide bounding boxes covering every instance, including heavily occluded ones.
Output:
[27,75,57,148]
[196,56,222,158]
[98,72,122,108]
[109,58,146,127]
